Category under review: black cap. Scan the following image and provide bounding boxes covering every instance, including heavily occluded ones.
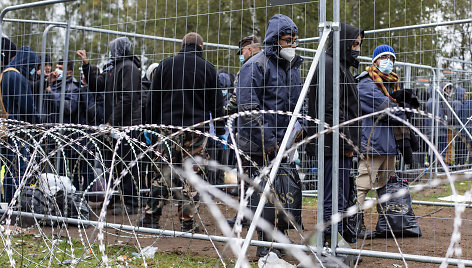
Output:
[1,37,17,64]
[237,35,260,55]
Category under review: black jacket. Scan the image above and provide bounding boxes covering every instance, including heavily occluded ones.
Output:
[82,56,142,126]
[146,44,225,134]
[306,22,364,157]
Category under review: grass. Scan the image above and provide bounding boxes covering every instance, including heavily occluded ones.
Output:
[0,235,226,267]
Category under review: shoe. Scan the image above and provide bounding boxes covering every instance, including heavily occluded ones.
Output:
[110,204,139,215]
[256,246,281,258]
[139,214,160,229]
[356,212,374,239]
[227,216,250,227]
[181,220,199,232]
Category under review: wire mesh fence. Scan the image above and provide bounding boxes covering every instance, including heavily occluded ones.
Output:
[0,0,471,267]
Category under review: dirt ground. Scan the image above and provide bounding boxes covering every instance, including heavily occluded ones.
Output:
[8,200,472,267]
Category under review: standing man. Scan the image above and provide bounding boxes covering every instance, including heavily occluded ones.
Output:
[236,14,304,257]
[0,46,41,202]
[306,22,364,243]
[77,37,143,214]
[143,32,225,232]
[237,35,262,65]
[356,45,407,236]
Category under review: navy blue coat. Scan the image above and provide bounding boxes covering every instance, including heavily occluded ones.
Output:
[357,72,406,155]
[458,100,472,141]
[236,14,303,155]
[1,46,40,124]
[42,76,80,124]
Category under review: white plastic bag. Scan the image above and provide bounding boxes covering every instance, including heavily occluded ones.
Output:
[258,252,295,268]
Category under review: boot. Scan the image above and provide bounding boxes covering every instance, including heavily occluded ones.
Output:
[181,220,199,232]
[139,213,160,229]
[356,212,374,239]
[256,231,281,257]
[227,216,250,227]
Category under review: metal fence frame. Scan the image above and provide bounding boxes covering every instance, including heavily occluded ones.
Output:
[1,0,472,266]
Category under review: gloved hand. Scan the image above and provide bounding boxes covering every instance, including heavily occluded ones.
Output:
[218,135,227,150]
[144,131,152,145]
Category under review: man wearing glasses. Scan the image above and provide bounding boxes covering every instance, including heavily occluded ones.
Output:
[236,14,304,257]
[356,44,407,237]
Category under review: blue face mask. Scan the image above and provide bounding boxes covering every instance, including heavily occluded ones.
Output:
[30,68,36,76]
[351,50,360,59]
[239,55,245,63]
[222,89,228,96]
[378,59,394,74]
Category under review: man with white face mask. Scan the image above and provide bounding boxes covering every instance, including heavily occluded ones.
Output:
[355,44,407,237]
[236,13,304,257]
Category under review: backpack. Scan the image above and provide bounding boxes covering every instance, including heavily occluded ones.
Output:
[0,67,20,140]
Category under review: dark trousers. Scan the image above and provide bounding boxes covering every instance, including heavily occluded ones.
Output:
[323,157,351,236]
[4,140,29,203]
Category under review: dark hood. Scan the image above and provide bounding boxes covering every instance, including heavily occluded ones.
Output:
[179,43,203,58]
[263,14,298,57]
[7,46,39,78]
[327,22,364,68]
[109,37,131,59]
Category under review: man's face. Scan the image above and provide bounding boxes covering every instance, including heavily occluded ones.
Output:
[241,42,261,60]
[444,86,453,95]
[278,34,298,48]
[56,64,63,71]
[352,34,362,52]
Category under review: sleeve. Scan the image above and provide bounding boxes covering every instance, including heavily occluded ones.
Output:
[146,63,163,124]
[48,83,79,117]
[207,66,225,135]
[109,63,141,125]
[82,63,105,92]
[358,79,406,123]
[237,61,276,152]
[7,74,41,123]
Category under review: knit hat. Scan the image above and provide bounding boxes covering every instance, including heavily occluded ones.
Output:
[372,44,395,64]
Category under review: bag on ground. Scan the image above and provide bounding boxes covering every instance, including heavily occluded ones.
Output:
[249,163,302,231]
[375,175,422,237]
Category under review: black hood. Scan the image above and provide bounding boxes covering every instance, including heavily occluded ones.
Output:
[327,22,364,69]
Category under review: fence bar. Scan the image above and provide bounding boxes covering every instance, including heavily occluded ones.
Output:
[300,18,472,43]
[2,18,317,54]
[234,25,332,268]
[331,0,341,253]
[1,209,470,266]
[316,0,327,251]
[37,24,57,116]
[0,0,74,72]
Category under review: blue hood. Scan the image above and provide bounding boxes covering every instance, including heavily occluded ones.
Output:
[263,14,298,57]
[6,46,39,78]
[456,86,466,102]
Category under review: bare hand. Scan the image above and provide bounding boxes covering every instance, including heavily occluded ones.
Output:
[48,71,59,83]
[76,50,89,65]
[345,151,354,157]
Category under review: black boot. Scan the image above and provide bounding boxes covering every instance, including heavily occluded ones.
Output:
[356,212,374,239]
[139,214,160,229]
[181,220,199,232]
[227,216,250,227]
[256,231,281,257]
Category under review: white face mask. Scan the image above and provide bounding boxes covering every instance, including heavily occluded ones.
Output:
[55,68,63,80]
[279,47,296,62]
[378,59,394,74]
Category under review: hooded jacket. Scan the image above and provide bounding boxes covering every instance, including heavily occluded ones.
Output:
[306,22,364,157]
[42,76,80,124]
[425,83,455,137]
[1,46,40,123]
[236,14,303,156]
[82,55,142,126]
[146,43,225,134]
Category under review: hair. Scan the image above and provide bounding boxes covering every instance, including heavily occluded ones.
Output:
[65,60,74,73]
[182,32,203,47]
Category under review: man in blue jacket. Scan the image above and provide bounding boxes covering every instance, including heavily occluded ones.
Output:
[0,46,41,202]
[236,14,303,257]
[356,45,406,236]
